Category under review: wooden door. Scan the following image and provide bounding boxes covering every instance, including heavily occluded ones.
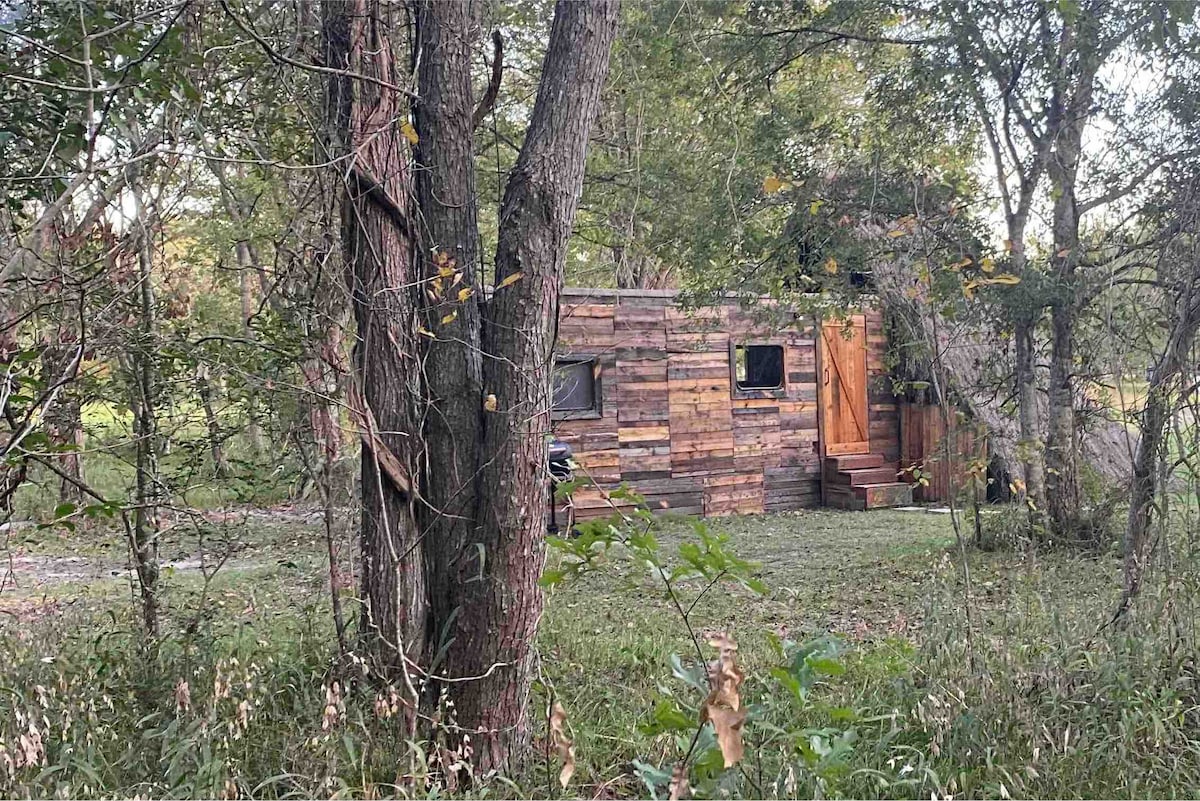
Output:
[819,317,870,456]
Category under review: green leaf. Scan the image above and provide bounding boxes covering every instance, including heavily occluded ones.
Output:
[539,569,567,588]
[641,698,694,734]
[670,653,708,692]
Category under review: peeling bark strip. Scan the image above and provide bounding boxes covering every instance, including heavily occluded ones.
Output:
[461,0,620,773]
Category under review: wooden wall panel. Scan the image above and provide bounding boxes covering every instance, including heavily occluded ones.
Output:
[667,350,735,477]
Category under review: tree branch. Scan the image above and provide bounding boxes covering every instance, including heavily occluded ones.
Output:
[472,30,504,131]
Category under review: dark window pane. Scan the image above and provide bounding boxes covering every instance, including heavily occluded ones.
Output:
[553,360,596,411]
[734,345,783,391]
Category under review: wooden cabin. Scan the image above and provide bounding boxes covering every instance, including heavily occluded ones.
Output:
[552,288,913,519]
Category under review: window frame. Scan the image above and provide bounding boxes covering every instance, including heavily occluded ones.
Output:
[729,341,788,399]
[551,355,603,420]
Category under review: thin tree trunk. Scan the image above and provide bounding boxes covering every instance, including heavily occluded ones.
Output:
[42,338,86,505]
[128,183,161,638]
[195,364,230,478]
[454,0,619,773]
[238,253,265,456]
[1123,254,1200,605]
[1046,300,1079,534]
[1010,237,1047,528]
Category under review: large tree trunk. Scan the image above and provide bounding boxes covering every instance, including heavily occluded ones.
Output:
[411,0,487,646]
[325,0,617,774]
[324,0,426,690]
[1043,48,1093,539]
[451,0,619,773]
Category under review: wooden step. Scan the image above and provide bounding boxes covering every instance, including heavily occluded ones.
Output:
[856,482,913,509]
[825,481,913,511]
[826,453,885,472]
[825,485,866,511]
[828,466,901,486]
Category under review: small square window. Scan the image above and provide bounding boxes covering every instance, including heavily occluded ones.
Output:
[733,344,784,391]
[553,358,598,412]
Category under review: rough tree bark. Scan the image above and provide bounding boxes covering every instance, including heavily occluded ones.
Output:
[126,181,162,638]
[454,0,620,772]
[324,0,427,688]
[411,0,486,648]
[325,0,618,773]
[1043,15,1100,539]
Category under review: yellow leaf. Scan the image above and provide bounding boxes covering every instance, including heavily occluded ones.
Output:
[763,175,784,194]
[823,257,838,274]
[986,273,1021,285]
[438,264,456,279]
[887,228,906,238]
[980,256,996,273]
[809,198,824,215]
[401,121,419,145]
[441,310,458,325]
[948,257,972,271]
[549,702,576,789]
[483,393,497,412]
[457,287,473,302]
[496,271,523,290]
[417,325,435,339]
[431,276,444,297]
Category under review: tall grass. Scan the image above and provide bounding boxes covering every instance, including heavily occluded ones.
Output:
[6,511,1200,798]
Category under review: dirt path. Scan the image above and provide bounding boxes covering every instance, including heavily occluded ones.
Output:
[1,503,328,595]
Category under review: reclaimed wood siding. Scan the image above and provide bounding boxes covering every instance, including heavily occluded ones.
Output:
[554,290,898,519]
[899,402,987,503]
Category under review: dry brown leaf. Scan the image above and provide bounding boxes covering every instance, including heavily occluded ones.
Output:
[701,632,746,768]
[549,702,576,788]
[705,705,747,768]
[668,762,690,800]
[401,121,419,145]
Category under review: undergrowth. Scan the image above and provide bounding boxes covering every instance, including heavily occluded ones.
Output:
[4,504,1200,798]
